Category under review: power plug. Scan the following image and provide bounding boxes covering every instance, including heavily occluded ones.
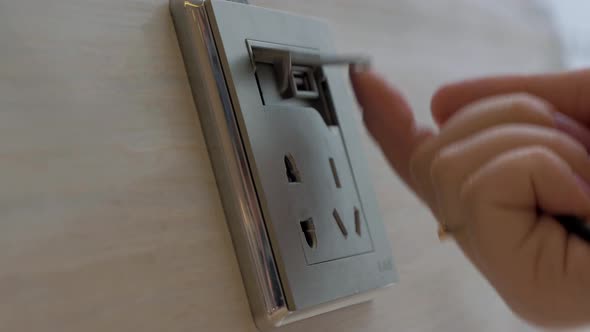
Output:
[170,1,397,330]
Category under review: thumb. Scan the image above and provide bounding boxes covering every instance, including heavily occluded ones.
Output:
[350,68,433,190]
[458,146,590,327]
[463,146,590,260]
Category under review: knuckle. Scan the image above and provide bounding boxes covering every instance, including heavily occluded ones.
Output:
[484,123,525,137]
[508,93,554,114]
[458,173,486,219]
[489,125,584,159]
[550,130,587,155]
[503,146,557,177]
[499,93,555,124]
[521,146,558,167]
[430,147,459,188]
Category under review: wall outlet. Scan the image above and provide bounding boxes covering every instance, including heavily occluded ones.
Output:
[170,1,397,330]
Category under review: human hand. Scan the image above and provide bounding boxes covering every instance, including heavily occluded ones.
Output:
[351,68,590,328]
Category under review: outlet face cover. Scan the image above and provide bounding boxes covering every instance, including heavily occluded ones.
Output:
[251,42,374,265]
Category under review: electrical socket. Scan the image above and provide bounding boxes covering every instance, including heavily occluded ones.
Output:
[251,44,374,265]
[170,0,397,330]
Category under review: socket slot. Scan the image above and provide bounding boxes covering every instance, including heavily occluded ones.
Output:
[284,154,302,183]
[300,218,317,248]
[332,209,349,238]
[354,207,361,236]
[329,157,341,188]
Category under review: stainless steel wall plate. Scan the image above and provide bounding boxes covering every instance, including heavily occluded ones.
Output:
[169,1,397,330]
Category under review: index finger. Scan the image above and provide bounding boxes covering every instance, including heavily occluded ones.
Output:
[349,68,433,192]
[432,69,590,125]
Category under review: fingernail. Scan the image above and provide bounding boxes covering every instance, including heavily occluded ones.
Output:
[349,61,371,74]
[554,112,590,153]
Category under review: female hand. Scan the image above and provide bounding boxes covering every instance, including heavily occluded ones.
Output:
[351,68,590,329]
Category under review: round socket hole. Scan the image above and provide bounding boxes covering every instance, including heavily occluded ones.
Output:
[300,218,316,248]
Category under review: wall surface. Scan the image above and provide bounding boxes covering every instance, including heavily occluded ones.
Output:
[0,0,568,331]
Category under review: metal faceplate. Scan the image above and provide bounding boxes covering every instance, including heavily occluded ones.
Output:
[170,0,397,329]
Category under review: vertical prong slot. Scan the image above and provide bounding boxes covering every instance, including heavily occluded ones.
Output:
[332,209,348,238]
[285,154,302,183]
[354,207,361,236]
[329,157,341,188]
